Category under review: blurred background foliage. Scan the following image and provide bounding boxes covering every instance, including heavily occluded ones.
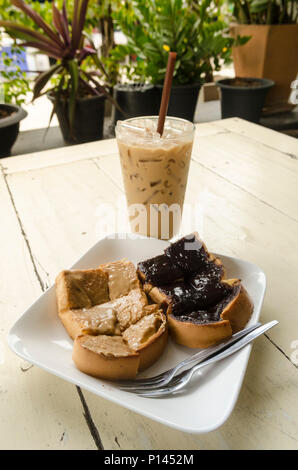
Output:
[0,0,252,103]
[111,0,249,85]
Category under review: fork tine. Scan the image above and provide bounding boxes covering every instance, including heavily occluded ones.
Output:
[118,369,173,388]
[137,378,185,398]
[121,375,182,393]
[118,322,261,390]
[120,369,186,393]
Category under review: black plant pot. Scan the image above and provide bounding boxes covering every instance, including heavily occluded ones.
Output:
[156,83,201,122]
[0,103,27,157]
[48,94,105,144]
[112,83,159,125]
[216,77,275,123]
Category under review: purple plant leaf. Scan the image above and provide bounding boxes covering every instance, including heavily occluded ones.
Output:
[71,0,89,54]
[19,41,62,60]
[11,0,64,48]
[70,0,80,54]
[0,20,62,52]
[52,2,70,46]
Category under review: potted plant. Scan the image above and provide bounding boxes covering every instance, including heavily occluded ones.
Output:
[216,76,274,122]
[0,0,113,144]
[0,36,29,156]
[112,0,249,122]
[0,103,27,156]
[230,0,298,110]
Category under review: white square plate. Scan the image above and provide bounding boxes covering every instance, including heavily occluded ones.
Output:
[8,234,266,434]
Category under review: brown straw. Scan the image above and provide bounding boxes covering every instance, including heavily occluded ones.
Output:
[157,51,177,136]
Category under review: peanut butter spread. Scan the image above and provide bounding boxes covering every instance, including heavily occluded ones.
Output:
[100,259,140,300]
[81,335,136,358]
[123,312,164,351]
[113,288,148,330]
[69,304,118,335]
[56,269,109,311]
[56,260,167,374]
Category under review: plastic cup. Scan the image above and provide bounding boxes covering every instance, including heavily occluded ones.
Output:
[115,116,195,239]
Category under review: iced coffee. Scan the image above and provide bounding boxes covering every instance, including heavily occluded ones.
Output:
[115,116,194,239]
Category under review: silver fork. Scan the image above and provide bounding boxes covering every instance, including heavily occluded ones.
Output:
[134,320,278,398]
[118,322,261,391]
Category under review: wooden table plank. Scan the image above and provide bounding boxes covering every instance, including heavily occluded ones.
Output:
[0,170,97,450]
[1,138,118,175]
[191,131,298,222]
[216,118,298,159]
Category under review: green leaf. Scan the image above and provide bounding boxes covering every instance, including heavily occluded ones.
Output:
[33,63,62,101]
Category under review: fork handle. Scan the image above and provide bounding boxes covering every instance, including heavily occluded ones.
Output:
[171,321,262,375]
[188,320,278,376]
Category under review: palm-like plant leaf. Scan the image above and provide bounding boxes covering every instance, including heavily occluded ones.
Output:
[52,2,70,46]
[0,0,113,133]
[19,41,62,59]
[33,63,63,100]
[71,0,89,54]
[0,20,63,53]
[11,0,64,47]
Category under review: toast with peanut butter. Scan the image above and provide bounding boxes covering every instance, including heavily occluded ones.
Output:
[73,308,167,379]
[99,259,140,299]
[55,268,109,313]
[55,261,167,380]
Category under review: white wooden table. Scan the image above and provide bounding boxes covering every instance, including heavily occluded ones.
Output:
[1,118,297,450]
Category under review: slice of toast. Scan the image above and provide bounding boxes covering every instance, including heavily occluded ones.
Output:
[55,268,109,313]
[99,259,140,300]
[164,232,225,277]
[56,261,168,380]
[168,279,254,348]
[73,335,140,380]
[59,303,119,340]
[73,309,168,380]
[137,233,225,296]
[122,308,167,371]
[137,253,183,288]
[113,288,148,331]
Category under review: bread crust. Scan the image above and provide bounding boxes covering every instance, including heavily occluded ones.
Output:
[221,280,254,333]
[72,313,168,380]
[168,315,232,349]
[135,314,168,371]
[167,279,253,348]
[59,310,83,340]
[73,335,140,380]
